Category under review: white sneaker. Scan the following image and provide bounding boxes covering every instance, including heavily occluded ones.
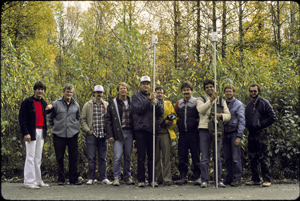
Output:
[102,179,112,185]
[25,185,40,189]
[86,179,94,185]
[39,182,49,187]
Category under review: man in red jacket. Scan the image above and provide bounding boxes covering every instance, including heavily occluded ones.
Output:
[19,81,50,189]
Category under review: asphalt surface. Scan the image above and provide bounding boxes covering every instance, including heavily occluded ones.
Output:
[1,181,299,200]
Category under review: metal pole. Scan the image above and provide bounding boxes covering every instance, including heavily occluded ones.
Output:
[152,35,158,188]
[212,32,218,189]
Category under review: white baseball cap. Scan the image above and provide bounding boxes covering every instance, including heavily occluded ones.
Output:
[140,76,151,83]
[93,85,104,92]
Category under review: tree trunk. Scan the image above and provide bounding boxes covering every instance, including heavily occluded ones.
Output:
[221,1,226,59]
[174,1,179,69]
[196,1,201,62]
[239,1,244,67]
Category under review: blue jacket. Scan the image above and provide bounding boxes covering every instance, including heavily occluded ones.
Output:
[245,96,276,133]
[224,98,245,138]
[131,91,163,132]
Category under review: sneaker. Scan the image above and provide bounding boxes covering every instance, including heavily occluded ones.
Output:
[102,179,112,185]
[39,182,49,187]
[231,180,241,187]
[194,178,201,185]
[86,179,94,185]
[175,178,188,185]
[138,182,145,187]
[218,181,226,188]
[262,182,271,187]
[57,181,65,185]
[113,177,120,186]
[245,180,261,185]
[201,182,208,188]
[149,181,158,187]
[24,185,40,189]
[125,177,135,185]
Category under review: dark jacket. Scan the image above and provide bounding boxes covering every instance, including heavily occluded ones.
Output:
[131,91,164,132]
[106,96,133,140]
[245,96,276,133]
[175,96,199,132]
[19,96,48,140]
[224,98,245,138]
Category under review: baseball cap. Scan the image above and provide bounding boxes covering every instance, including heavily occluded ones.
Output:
[93,85,104,92]
[140,76,151,83]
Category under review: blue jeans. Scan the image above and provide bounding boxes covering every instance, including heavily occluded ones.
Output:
[86,134,108,180]
[113,129,133,179]
[199,129,222,183]
[223,132,242,182]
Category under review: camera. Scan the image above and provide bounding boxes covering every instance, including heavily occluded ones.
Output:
[160,113,177,128]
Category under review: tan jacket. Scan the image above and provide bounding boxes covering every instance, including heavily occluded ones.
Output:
[197,94,231,129]
[81,99,109,134]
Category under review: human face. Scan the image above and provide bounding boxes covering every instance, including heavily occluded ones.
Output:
[34,88,45,99]
[94,91,103,101]
[249,86,259,99]
[225,88,235,101]
[205,84,215,96]
[118,85,128,97]
[156,89,164,101]
[182,87,193,100]
[63,88,74,102]
[140,81,151,94]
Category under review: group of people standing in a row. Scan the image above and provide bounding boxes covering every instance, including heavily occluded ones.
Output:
[19,77,276,189]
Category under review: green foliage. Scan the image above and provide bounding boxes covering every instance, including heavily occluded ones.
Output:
[1,1,299,181]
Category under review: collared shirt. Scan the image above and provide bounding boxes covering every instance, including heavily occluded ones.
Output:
[92,99,106,138]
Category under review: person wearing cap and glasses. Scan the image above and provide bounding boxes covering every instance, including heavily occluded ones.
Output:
[47,84,81,185]
[245,84,276,187]
[106,82,135,186]
[81,85,112,185]
[131,76,163,187]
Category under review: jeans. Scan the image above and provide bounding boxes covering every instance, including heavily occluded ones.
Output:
[113,129,133,179]
[199,129,222,183]
[178,129,200,179]
[135,130,153,183]
[24,129,44,185]
[86,134,108,181]
[53,134,78,183]
[155,133,172,183]
[223,132,242,182]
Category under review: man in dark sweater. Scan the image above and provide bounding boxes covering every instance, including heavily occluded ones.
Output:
[19,81,50,189]
[245,84,276,187]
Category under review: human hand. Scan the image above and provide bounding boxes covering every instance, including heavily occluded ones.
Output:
[108,137,114,143]
[235,138,241,146]
[165,120,173,126]
[88,130,93,135]
[24,134,31,143]
[210,92,218,102]
[45,104,53,110]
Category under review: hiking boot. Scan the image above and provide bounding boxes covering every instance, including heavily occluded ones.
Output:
[164,181,172,186]
[113,177,120,186]
[201,182,208,188]
[138,182,145,187]
[245,180,261,185]
[194,178,201,185]
[231,180,241,187]
[262,182,271,187]
[125,177,135,185]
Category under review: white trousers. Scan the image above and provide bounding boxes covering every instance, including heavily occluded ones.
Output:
[24,129,44,185]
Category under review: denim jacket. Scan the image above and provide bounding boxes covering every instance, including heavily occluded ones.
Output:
[224,98,245,138]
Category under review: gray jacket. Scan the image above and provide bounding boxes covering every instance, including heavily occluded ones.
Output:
[47,96,80,138]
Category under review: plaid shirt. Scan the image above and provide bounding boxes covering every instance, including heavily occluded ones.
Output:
[92,99,106,138]
[120,99,132,129]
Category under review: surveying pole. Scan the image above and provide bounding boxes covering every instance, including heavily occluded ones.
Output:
[212,32,218,189]
[152,35,158,188]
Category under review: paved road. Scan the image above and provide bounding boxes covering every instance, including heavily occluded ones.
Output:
[1,181,299,200]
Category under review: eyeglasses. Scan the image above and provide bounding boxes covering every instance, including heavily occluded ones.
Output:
[250,90,258,93]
